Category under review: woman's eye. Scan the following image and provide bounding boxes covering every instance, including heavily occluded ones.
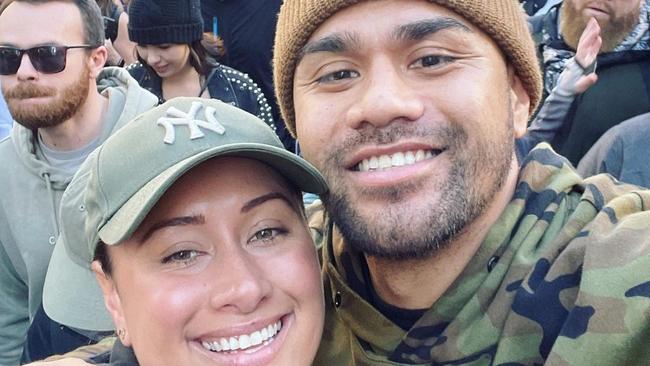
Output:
[412,55,454,69]
[317,69,360,83]
[250,228,285,243]
[162,250,199,264]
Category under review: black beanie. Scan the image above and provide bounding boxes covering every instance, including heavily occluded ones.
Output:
[128,0,203,45]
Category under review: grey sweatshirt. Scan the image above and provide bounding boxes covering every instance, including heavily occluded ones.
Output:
[0,67,158,365]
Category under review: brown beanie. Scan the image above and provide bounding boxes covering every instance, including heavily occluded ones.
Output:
[273,0,543,137]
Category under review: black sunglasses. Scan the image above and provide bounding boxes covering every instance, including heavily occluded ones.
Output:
[0,45,98,75]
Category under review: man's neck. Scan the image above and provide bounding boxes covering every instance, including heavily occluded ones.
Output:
[38,90,108,151]
[365,157,521,310]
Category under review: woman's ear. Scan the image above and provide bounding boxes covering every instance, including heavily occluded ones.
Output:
[92,260,132,346]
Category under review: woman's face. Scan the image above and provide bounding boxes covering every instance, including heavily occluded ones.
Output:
[136,43,191,78]
[94,157,325,366]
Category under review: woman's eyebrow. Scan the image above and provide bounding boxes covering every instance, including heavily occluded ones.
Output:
[139,215,206,244]
[241,191,300,215]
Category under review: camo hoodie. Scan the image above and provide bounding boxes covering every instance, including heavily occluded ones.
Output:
[310,144,650,365]
[0,67,158,365]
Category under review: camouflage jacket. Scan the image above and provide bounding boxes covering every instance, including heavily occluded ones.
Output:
[309,144,650,365]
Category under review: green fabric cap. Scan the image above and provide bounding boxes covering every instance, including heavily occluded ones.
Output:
[43,97,327,331]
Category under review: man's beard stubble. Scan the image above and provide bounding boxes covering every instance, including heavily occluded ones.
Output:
[320,118,514,261]
[2,65,91,130]
[561,1,641,52]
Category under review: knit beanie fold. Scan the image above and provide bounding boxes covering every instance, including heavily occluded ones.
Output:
[128,0,203,45]
[273,0,543,137]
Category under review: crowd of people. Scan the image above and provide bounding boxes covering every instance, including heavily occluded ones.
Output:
[0,0,649,365]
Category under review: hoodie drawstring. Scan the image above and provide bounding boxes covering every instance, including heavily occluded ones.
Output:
[43,173,59,245]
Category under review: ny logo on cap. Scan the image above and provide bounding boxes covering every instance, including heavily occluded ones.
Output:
[157,101,226,144]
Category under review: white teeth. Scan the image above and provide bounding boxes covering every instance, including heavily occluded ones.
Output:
[201,320,282,353]
[368,156,379,170]
[357,149,438,172]
[219,338,230,351]
[378,155,392,169]
[405,151,415,165]
[239,334,251,349]
[415,150,425,162]
[250,331,263,346]
[391,152,405,167]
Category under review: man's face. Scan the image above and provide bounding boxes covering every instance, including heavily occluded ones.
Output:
[293,0,529,259]
[561,0,642,52]
[0,1,92,129]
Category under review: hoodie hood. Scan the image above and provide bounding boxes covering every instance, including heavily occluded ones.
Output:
[11,66,158,190]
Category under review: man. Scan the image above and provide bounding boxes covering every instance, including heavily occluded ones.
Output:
[273,0,650,364]
[0,0,157,363]
[530,0,650,165]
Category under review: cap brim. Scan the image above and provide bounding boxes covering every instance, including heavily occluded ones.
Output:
[99,143,327,245]
[43,235,114,331]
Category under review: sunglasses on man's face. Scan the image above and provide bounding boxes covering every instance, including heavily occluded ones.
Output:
[0,45,98,75]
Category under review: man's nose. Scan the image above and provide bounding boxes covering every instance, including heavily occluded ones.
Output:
[15,53,38,81]
[345,58,424,130]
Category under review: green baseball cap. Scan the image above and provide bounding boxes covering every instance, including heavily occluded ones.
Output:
[43,97,327,331]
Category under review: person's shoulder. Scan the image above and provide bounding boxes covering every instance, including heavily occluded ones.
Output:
[124,62,150,82]
[0,135,20,176]
[211,63,260,89]
[563,173,650,256]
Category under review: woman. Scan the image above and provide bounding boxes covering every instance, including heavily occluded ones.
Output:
[38,97,327,365]
[124,0,275,130]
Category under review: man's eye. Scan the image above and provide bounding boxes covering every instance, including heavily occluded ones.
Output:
[162,250,199,264]
[412,55,454,68]
[317,69,360,83]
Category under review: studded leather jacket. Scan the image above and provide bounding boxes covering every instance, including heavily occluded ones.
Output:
[126,61,276,131]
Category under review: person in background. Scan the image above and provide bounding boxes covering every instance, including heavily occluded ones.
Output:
[577,112,650,187]
[529,0,650,165]
[517,16,601,158]
[199,0,295,152]
[96,0,137,66]
[40,97,326,365]
[0,0,158,363]
[125,0,275,131]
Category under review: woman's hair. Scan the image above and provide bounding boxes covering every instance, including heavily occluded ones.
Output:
[136,39,214,77]
[94,240,113,277]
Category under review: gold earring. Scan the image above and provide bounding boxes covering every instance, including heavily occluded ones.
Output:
[117,328,126,340]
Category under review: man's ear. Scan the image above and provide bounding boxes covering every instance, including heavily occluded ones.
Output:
[87,45,108,79]
[508,66,531,138]
[91,260,132,346]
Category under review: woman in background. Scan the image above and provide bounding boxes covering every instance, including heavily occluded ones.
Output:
[125,0,275,130]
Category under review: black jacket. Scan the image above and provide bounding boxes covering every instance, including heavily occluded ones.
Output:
[126,61,276,131]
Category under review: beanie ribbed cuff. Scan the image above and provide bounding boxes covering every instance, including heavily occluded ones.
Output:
[274,0,543,137]
[128,22,203,45]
